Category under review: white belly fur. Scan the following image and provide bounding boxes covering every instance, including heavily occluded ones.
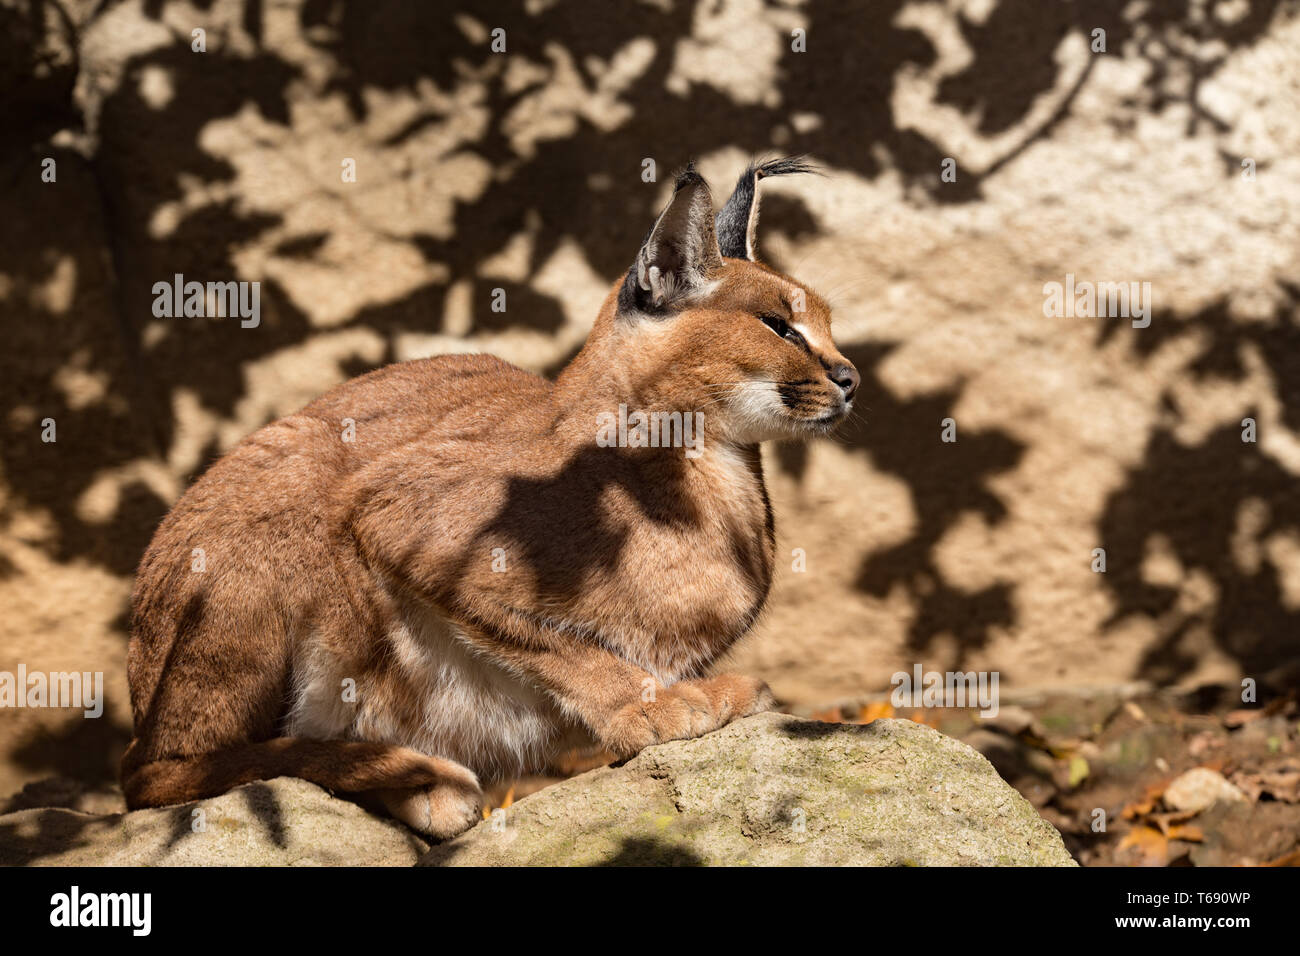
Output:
[286,601,575,781]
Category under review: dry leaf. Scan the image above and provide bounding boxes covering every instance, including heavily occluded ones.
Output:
[1259,847,1300,867]
[1121,782,1168,819]
[857,701,894,724]
[1230,763,1300,803]
[1165,824,1204,843]
[1147,810,1199,835]
[1067,755,1090,788]
[1118,825,1168,866]
[1047,738,1089,760]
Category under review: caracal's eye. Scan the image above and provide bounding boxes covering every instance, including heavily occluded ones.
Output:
[758,312,808,352]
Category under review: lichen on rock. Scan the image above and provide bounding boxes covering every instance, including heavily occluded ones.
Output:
[422,713,1077,866]
[0,714,1075,866]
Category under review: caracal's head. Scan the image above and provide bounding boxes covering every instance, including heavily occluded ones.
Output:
[608,160,858,444]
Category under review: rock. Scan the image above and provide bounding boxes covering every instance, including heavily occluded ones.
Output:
[1162,767,1249,815]
[0,777,428,866]
[422,713,1076,866]
[2,776,127,816]
[0,717,1073,866]
[979,705,1041,738]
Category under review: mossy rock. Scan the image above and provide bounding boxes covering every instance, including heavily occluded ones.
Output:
[422,713,1076,866]
[0,777,428,866]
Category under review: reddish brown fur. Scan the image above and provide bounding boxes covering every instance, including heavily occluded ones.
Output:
[122,167,858,837]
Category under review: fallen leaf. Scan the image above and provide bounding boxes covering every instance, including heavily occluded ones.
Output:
[857,701,894,724]
[1230,763,1300,803]
[1259,847,1300,867]
[1165,824,1204,843]
[1118,825,1168,867]
[1067,755,1090,788]
[1147,810,1199,836]
[1046,740,1086,759]
[1121,782,1169,819]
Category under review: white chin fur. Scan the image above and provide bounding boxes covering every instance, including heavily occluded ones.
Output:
[721,380,803,444]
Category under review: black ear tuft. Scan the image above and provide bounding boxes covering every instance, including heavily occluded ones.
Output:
[754,156,817,179]
[674,161,705,192]
[714,156,816,260]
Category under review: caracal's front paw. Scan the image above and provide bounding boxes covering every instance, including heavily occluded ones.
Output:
[374,760,484,840]
[689,672,777,721]
[599,673,776,758]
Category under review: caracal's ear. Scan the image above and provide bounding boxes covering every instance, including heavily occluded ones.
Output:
[714,157,815,261]
[625,163,723,313]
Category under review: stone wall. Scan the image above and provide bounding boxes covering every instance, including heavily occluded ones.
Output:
[2,0,1298,795]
